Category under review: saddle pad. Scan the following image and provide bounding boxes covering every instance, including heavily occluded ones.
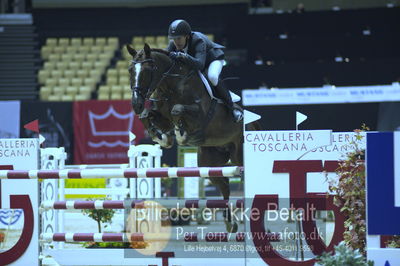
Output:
[198,71,241,103]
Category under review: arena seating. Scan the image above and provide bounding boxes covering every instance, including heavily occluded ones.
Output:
[38,37,119,101]
[96,35,166,100]
[31,6,399,100]
[37,34,213,101]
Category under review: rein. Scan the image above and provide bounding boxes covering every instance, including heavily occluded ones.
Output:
[136,58,196,103]
[131,51,218,139]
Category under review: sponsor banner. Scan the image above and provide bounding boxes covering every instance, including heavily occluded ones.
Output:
[73,100,145,164]
[0,138,39,266]
[366,132,400,265]
[20,101,73,163]
[0,138,39,170]
[367,132,400,235]
[64,179,106,199]
[244,130,332,198]
[244,129,365,265]
[0,100,20,138]
[243,83,400,106]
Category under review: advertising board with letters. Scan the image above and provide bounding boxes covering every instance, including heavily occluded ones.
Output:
[0,138,39,266]
[244,130,365,265]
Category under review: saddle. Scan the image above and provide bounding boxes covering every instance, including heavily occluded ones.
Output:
[198,71,241,103]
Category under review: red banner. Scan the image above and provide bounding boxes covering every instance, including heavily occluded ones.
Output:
[73,100,145,164]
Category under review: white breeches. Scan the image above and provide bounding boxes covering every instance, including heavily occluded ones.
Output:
[207,60,224,86]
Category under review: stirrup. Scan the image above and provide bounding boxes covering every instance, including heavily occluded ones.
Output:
[232,109,243,123]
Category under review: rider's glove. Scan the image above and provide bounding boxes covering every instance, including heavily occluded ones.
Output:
[169,51,187,60]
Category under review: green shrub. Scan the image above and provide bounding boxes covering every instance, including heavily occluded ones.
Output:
[317,241,373,266]
[327,128,367,254]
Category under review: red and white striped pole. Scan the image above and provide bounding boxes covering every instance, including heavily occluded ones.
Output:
[40,199,245,210]
[41,232,281,243]
[0,166,242,179]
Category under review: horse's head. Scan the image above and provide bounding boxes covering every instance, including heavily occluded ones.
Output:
[126,43,173,114]
[126,43,153,114]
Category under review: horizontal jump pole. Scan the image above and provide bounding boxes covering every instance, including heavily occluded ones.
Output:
[41,232,280,243]
[40,199,245,210]
[0,166,242,179]
[41,200,145,210]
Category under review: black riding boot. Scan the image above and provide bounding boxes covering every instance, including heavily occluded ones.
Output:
[215,80,243,123]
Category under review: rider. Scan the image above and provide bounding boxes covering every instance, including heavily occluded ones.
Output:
[166,19,243,123]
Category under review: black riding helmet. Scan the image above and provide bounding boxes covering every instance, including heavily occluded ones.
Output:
[168,19,191,39]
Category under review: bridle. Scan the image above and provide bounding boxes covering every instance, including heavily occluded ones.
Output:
[129,58,157,100]
[129,55,196,103]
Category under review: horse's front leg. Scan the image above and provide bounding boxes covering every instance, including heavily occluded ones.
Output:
[139,110,174,148]
[171,103,200,145]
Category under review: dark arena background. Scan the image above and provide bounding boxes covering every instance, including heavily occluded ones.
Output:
[0,0,400,265]
[1,1,400,152]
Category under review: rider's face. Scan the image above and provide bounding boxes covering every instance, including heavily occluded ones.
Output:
[172,36,188,51]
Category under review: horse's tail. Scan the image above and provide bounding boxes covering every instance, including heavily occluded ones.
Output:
[245,120,262,131]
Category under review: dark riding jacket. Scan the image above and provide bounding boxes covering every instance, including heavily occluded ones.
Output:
[167,31,225,72]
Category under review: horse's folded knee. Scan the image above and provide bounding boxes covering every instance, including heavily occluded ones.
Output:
[171,104,185,116]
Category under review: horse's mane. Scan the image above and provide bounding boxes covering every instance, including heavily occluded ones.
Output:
[151,48,170,56]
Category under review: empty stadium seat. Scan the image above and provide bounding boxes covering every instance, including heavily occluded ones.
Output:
[38,70,50,84]
[61,95,74,101]
[75,93,91,101]
[83,37,94,45]
[98,92,110,100]
[53,46,65,54]
[119,76,129,85]
[90,46,102,54]
[43,61,56,69]
[50,70,62,79]
[53,86,65,96]
[66,86,78,96]
[110,92,122,100]
[70,38,81,46]
[76,69,89,79]
[64,70,76,79]
[144,36,156,45]
[48,54,61,62]
[48,95,61,101]
[40,87,52,100]
[66,46,79,54]
[58,38,70,47]
[111,85,122,93]
[123,92,131,100]
[58,78,70,88]
[95,37,107,46]
[45,38,57,46]
[98,85,110,93]
[79,86,91,95]
[71,78,83,87]
[40,46,52,60]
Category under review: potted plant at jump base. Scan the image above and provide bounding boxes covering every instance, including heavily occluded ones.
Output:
[81,197,147,249]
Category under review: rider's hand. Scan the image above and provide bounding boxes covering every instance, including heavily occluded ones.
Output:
[169,51,186,60]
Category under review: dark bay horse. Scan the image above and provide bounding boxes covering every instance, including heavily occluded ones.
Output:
[127,43,260,232]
